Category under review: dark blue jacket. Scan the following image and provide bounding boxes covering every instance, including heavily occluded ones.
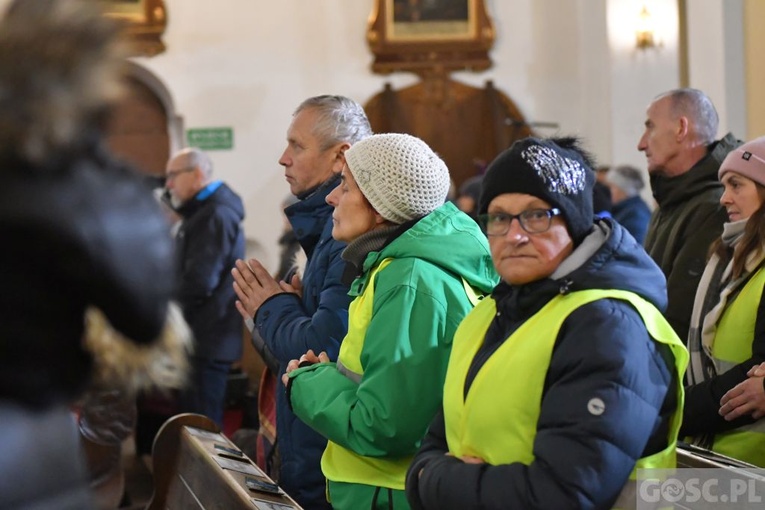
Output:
[175,181,245,362]
[407,219,679,510]
[612,195,651,245]
[255,174,351,509]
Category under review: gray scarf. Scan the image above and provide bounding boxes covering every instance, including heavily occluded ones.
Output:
[341,224,400,272]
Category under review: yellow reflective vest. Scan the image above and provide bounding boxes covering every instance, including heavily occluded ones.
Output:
[443,289,688,505]
[708,266,765,466]
[323,258,484,490]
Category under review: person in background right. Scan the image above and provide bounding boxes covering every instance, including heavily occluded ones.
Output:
[605,164,651,244]
[683,136,765,467]
[638,87,742,339]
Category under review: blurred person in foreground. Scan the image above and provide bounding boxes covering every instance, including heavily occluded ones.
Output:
[406,137,687,509]
[0,0,185,508]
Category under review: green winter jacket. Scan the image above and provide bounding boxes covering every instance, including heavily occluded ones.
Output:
[644,132,741,339]
[287,201,497,490]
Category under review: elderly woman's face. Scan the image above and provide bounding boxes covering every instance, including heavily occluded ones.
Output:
[326,164,382,243]
[487,193,573,285]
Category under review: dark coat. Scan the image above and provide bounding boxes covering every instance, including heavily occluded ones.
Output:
[644,133,741,338]
[175,182,245,362]
[406,219,679,510]
[0,147,175,510]
[0,150,175,407]
[254,174,351,509]
[612,194,651,245]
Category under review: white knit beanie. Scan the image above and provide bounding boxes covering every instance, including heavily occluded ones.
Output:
[344,133,450,224]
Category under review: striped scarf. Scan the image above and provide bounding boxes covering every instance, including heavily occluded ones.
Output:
[686,219,764,447]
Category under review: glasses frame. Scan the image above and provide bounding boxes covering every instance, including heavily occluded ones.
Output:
[165,166,197,182]
[479,207,562,236]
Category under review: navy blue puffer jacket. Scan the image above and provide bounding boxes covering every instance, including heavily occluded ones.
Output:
[255,174,351,509]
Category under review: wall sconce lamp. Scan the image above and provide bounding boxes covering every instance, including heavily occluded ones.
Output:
[635,4,656,50]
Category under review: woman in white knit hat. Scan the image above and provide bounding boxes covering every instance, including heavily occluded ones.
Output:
[282,133,497,509]
[683,135,765,466]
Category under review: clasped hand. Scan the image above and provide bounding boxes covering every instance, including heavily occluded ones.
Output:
[281,349,329,386]
[231,258,302,320]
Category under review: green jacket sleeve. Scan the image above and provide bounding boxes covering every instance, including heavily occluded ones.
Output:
[289,282,461,458]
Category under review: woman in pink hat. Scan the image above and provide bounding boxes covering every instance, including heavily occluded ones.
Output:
[683,135,765,466]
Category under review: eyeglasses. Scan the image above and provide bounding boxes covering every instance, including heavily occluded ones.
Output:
[165,166,196,182]
[479,208,562,236]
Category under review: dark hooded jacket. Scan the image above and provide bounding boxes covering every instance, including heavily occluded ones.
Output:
[612,194,651,244]
[644,133,741,339]
[0,145,175,510]
[0,149,174,407]
[174,181,245,362]
[406,219,680,510]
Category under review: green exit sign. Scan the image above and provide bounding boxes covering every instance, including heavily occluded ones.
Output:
[187,127,234,150]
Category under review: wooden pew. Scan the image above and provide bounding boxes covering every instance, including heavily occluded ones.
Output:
[677,442,759,469]
[147,413,302,510]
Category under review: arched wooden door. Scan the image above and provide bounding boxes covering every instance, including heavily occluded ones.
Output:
[105,76,171,177]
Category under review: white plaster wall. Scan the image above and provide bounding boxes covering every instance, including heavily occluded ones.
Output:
[138,0,635,270]
[0,0,746,268]
[136,0,560,272]
[686,0,746,139]
[606,0,681,207]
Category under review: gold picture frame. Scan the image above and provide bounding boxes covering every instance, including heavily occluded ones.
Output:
[367,0,494,75]
[100,0,167,56]
[101,0,145,19]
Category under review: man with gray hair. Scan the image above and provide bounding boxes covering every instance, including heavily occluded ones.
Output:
[164,147,245,425]
[638,88,741,338]
[232,95,372,508]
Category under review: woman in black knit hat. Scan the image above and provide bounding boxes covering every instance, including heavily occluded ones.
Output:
[407,136,688,510]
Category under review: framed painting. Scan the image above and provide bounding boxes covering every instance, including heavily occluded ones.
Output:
[100,0,167,56]
[389,0,474,41]
[367,0,495,75]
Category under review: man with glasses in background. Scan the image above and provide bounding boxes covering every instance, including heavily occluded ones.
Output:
[163,147,245,426]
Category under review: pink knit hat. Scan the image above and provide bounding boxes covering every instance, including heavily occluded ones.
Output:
[719,136,765,186]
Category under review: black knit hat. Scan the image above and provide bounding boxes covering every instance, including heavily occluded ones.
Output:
[479,136,596,243]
